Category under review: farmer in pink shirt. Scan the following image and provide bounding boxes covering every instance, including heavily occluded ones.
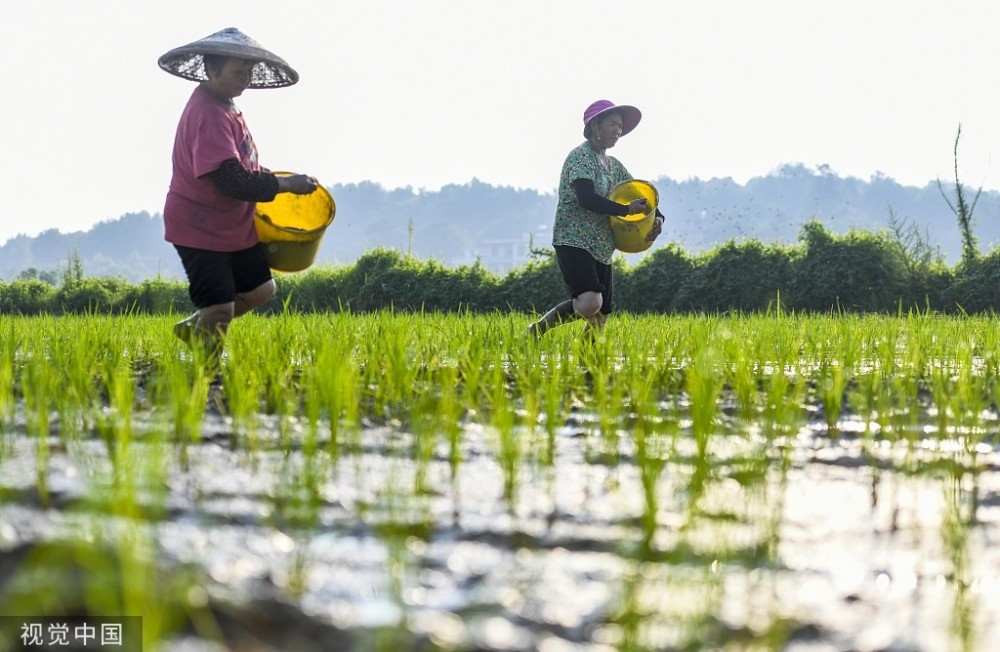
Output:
[159,28,316,360]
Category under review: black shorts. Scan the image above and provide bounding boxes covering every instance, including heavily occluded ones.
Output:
[174,243,273,308]
[554,245,613,314]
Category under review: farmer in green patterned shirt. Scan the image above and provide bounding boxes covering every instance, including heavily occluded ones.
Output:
[529,100,664,338]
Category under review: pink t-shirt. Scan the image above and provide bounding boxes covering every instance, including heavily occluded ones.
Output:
[163,85,261,251]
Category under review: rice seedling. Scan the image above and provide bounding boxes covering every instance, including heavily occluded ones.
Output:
[455,325,487,416]
[722,329,761,424]
[942,469,977,652]
[632,421,668,555]
[410,392,440,497]
[759,344,796,439]
[685,341,724,458]
[95,356,137,493]
[538,338,570,466]
[510,343,546,468]
[3,310,1000,650]
[20,355,52,506]
[312,317,361,459]
[487,346,521,506]
[948,336,988,451]
[43,324,98,444]
[577,331,621,465]
[254,320,304,456]
[148,345,211,470]
[811,328,854,436]
[0,318,14,442]
[363,312,422,424]
[220,346,262,456]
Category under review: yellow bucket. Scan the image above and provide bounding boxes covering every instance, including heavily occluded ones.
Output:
[608,179,659,253]
[254,173,336,272]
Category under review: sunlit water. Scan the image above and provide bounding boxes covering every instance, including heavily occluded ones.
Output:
[1,389,998,652]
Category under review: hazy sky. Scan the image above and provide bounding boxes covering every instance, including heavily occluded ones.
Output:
[2,0,999,245]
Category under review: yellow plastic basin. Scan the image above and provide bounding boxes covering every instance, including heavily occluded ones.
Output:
[254,173,336,272]
[608,179,660,253]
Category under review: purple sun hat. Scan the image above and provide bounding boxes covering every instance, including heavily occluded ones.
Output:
[583,100,642,138]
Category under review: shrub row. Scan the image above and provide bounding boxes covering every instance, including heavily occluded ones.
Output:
[1,221,995,316]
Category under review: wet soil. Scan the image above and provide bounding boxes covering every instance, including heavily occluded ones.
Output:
[1,391,999,651]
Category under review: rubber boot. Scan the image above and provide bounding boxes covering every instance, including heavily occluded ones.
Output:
[528,299,576,338]
[174,311,222,374]
[172,311,200,345]
[581,311,608,342]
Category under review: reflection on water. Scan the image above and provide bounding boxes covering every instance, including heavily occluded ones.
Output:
[1,393,999,651]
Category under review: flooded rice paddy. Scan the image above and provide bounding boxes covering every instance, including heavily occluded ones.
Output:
[1,312,999,651]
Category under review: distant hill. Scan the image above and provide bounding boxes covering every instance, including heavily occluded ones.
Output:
[2,165,997,282]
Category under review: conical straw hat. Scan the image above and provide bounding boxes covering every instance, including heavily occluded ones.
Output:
[158,27,298,88]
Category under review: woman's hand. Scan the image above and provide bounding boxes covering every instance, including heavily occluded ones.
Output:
[627,198,648,215]
[645,215,664,242]
[277,174,318,195]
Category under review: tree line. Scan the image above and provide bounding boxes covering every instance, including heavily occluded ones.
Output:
[3,220,999,316]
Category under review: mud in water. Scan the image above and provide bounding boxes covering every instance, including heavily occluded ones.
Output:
[1,387,998,651]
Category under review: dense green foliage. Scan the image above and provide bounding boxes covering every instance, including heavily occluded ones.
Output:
[0,221,993,315]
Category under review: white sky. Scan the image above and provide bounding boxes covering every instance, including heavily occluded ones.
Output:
[2,0,999,244]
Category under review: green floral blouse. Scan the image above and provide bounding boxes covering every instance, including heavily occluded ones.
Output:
[552,142,633,264]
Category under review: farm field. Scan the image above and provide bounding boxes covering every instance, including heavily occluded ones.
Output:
[0,311,999,651]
